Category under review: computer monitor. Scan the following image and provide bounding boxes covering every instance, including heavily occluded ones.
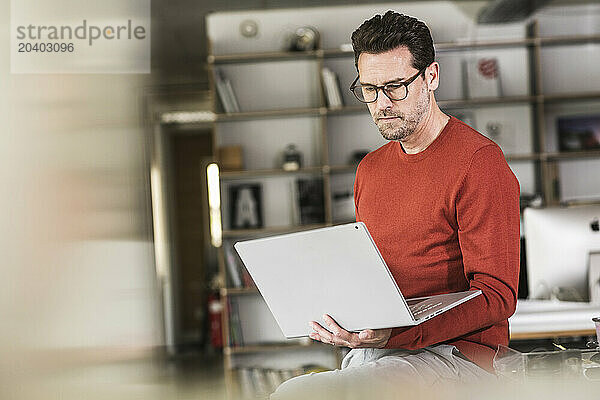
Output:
[523,205,600,301]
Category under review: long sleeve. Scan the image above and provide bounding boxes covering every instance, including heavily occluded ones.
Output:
[384,144,521,352]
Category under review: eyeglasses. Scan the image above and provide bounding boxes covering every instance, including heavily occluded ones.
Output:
[349,68,425,103]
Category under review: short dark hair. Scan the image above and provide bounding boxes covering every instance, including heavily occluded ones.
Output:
[351,11,435,73]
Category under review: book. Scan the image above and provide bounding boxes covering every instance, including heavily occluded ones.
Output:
[228,297,244,346]
[224,241,243,288]
[214,68,240,113]
[331,189,355,223]
[463,56,502,99]
[237,368,255,399]
[251,368,271,397]
[235,366,324,398]
[294,178,325,225]
[224,239,256,289]
[589,252,600,303]
[321,67,343,108]
[265,369,285,393]
[240,267,256,288]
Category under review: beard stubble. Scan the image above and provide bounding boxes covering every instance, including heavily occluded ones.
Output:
[375,85,430,141]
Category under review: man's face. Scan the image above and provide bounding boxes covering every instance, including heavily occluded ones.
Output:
[357,47,431,141]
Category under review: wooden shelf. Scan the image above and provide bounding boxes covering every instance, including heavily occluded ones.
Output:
[331,155,540,165]
[506,154,541,162]
[208,50,319,64]
[309,38,538,59]
[543,92,600,103]
[224,340,321,355]
[220,166,324,179]
[326,105,366,115]
[322,48,355,58]
[544,150,600,161]
[220,287,259,296]
[321,95,538,115]
[510,329,596,340]
[208,36,550,65]
[222,223,330,238]
[167,92,600,126]
[208,34,600,65]
[561,198,600,207]
[215,106,368,121]
[435,37,536,52]
[439,95,538,109]
[329,164,359,173]
[215,107,323,122]
[540,34,600,47]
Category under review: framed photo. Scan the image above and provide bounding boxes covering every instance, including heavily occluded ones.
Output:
[294,178,325,225]
[557,114,600,152]
[463,56,502,99]
[229,183,263,229]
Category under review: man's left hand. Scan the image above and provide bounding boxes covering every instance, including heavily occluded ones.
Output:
[309,314,392,348]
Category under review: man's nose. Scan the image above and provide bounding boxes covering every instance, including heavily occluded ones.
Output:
[374,89,394,112]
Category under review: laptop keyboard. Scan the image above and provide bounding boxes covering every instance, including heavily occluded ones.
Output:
[410,301,443,316]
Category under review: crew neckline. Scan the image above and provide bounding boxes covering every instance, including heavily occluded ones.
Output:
[394,116,455,163]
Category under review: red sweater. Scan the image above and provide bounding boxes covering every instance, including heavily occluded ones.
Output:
[353,116,520,372]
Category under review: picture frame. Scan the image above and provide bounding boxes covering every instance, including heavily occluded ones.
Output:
[463,56,502,99]
[557,114,600,152]
[229,183,263,229]
[294,178,325,225]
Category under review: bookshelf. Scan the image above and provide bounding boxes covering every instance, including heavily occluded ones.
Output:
[200,12,600,398]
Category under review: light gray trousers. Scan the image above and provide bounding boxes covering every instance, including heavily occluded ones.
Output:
[271,345,495,400]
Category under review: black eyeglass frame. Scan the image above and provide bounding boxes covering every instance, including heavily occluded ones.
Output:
[349,67,426,103]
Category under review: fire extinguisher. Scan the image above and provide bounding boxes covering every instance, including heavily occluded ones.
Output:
[208,292,223,348]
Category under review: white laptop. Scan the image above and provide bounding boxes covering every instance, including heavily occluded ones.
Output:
[234,222,481,338]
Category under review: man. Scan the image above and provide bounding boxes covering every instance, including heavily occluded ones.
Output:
[272,11,520,399]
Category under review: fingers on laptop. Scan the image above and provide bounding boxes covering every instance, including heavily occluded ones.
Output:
[309,321,334,344]
[309,315,357,347]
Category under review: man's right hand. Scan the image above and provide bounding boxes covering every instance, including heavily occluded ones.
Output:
[309,314,392,349]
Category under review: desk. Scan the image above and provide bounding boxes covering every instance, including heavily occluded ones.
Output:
[509,300,600,340]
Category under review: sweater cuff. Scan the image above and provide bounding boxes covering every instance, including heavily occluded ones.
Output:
[384,326,421,349]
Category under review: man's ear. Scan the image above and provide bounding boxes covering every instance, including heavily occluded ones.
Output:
[426,62,440,91]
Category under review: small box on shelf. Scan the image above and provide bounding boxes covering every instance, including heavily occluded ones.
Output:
[218,145,244,171]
